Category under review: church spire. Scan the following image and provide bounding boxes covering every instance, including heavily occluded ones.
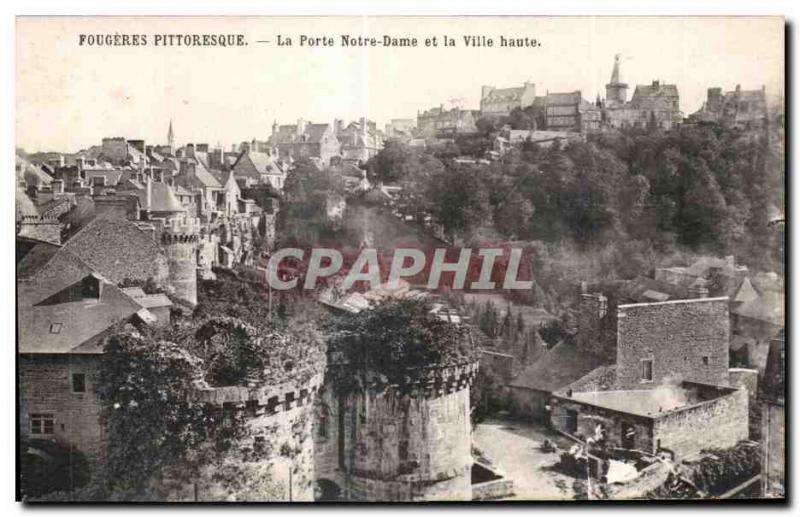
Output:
[610,53,622,84]
[167,119,175,148]
[605,53,628,106]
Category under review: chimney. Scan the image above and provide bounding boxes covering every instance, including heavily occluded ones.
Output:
[51,179,64,195]
[578,292,608,354]
[58,155,65,167]
[185,143,195,159]
[296,118,307,136]
[146,174,152,213]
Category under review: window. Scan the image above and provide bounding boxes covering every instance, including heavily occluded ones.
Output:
[72,373,86,393]
[49,323,62,334]
[641,359,654,382]
[30,414,55,435]
[702,356,709,366]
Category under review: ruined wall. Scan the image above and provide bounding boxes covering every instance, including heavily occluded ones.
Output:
[550,395,655,453]
[615,298,730,390]
[18,354,105,465]
[169,372,325,502]
[653,388,748,459]
[332,362,477,502]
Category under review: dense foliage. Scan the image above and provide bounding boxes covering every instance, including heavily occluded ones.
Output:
[329,298,477,386]
[366,123,784,274]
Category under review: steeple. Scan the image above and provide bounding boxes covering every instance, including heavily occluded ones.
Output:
[167,119,175,148]
[610,53,622,84]
[605,53,628,106]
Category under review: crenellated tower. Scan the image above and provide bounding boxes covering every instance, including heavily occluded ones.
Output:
[161,217,200,306]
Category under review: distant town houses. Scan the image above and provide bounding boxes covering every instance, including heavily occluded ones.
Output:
[544,91,602,133]
[269,118,342,166]
[417,105,479,138]
[480,81,538,118]
[602,55,682,131]
[689,85,768,129]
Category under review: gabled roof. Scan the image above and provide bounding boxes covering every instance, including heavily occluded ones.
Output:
[17,251,142,354]
[508,341,599,393]
[484,86,526,103]
[546,91,582,105]
[273,122,333,145]
[17,155,53,187]
[630,83,680,110]
[135,182,186,213]
[233,151,286,179]
[617,275,690,303]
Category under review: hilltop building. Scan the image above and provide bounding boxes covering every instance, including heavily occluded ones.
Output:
[689,85,768,128]
[270,119,341,166]
[480,82,538,118]
[602,54,683,130]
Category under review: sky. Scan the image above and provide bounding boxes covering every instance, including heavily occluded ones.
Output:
[16,16,784,153]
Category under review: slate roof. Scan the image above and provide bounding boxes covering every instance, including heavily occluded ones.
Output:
[273,122,333,145]
[17,250,142,354]
[135,182,186,213]
[630,83,680,110]
[484,86,526,103]
[617,275,690,303]
[546,91,582,106]
[508,341,598,393]
[17,155,53,187]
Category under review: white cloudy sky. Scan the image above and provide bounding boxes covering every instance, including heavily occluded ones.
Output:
[16,16,784,152]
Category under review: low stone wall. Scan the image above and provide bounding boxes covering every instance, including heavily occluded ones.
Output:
[166,372,326,501]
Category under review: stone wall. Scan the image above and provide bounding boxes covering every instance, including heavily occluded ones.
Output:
[653,387,748,459]
[550,395,655,453]
[171,372,326,501]
[615,298,730,390]
[761,402,785,497]
[18,353,105,465]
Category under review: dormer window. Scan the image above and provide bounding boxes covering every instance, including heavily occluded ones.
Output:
[81,275,101,299]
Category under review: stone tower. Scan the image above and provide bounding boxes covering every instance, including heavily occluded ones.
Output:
[161,217,199,306]
[167,119,175,149]
[605,54,628,106]
[315,362,479,501]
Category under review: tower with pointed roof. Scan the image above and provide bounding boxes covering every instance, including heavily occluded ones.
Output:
[167,119,175,150]
[605,54,628,106]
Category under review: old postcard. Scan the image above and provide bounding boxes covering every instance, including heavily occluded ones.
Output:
[15,16,785,502]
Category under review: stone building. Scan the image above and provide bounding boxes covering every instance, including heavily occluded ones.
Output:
[335,118,384,163]
[17,248,167,469]
[313,362,478,501]
[480,82,537,118]
[270,119,341,166]
[384,118,416,138]
[602,54,683,130]
[548,297,749,459]
[416,106,478,138]
[689,85,768,128]
[544,91,602,133]
[231,148,288,191]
